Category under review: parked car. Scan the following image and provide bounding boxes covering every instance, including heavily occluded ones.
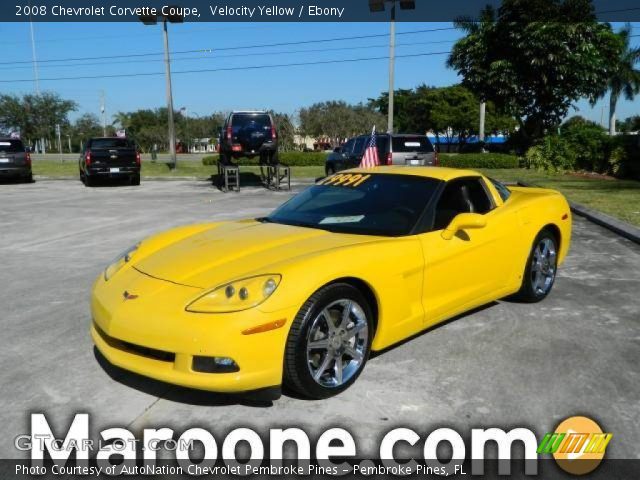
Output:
[79,137,141,187]
[218,111,277,164]
[0,138,32,183]
[325,133,438,175]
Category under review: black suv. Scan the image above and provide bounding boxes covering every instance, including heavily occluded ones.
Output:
[218,111,277,164]
[0,138,32,183]
[325,133,438,175]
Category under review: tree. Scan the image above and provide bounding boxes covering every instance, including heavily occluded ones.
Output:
[299,101,385,145]
[617,115,640,133]
[270,112,296,151]
[369,84,516,150]
[70,113,104,151]
[447,0,621,144]
[0,92,77,147]
[591,24,640,136]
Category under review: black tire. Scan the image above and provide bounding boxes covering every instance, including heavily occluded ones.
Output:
[130,173,141,186]
[325,163,336,176]
[23,173,33,183]
[284,283,374,399]
[513,229,559,303]
[84,175,94,187]
[80,170,86,185]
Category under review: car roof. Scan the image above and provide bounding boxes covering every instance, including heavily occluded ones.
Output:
[342,166,482,181]
[0,137,22,141]
[231,110,269,114]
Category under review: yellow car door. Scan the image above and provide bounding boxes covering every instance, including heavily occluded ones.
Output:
[418,176,515,327]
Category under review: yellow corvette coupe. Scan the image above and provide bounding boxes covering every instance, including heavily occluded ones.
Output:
[91,167,571,399]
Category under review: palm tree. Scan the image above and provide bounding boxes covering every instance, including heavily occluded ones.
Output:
[593,24,640,136]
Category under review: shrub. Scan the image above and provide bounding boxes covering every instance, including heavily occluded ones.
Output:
[560,119,609,172]
[202,152,328,167]
[525,137,576,172]
[439,153,520,169]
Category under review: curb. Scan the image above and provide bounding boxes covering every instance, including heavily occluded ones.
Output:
[516,181,640,245]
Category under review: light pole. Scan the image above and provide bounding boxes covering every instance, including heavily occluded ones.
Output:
[368,0,415,134]
[180,107,188,153]
[139,10,183,169]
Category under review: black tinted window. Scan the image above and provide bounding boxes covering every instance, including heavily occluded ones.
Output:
[0,140,25,152]
[488,177,511,202]
[267,173,440,236]
[341,138,355,154]
[433,178,493,230]
[353,136,367,155]
[392,136,434,153]
[89,138,134,149]
[231,114,271,133]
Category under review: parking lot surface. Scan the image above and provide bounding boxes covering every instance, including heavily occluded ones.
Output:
[0,180,638,458]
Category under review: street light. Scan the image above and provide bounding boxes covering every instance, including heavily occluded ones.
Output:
[139,8,183,169]
[368,0,416,134]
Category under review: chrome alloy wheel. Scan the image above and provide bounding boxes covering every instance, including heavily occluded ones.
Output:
[531,237,557,295]
[306,299,369,388]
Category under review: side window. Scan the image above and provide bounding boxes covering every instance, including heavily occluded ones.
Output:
[376,136,389,159]
[433,178,494,231]
[488,177,511,202]
[342,138,355,155]
[353,136,366,156]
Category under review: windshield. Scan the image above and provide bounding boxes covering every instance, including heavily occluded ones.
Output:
[266,173,440,236]
[88,138,134,149]
[392,136,434,153]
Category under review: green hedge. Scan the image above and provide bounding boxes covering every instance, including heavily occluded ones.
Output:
[203,151,328,167]
[204,152,521,169]
[439,153,520,169]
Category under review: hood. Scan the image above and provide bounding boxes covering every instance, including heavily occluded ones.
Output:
[134,220,376,288]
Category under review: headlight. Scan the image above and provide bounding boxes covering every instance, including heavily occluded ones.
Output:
[186,274,282,313]
[103,243,140,281]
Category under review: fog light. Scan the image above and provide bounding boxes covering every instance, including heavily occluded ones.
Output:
[192,356,239,373]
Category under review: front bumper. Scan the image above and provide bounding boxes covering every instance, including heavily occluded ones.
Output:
[91,267,297,393]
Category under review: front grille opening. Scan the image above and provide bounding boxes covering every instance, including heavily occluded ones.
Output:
[122,342,175,362]
[94,322,176,363]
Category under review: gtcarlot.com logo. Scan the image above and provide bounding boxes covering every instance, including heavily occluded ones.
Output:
[16,414,611,476]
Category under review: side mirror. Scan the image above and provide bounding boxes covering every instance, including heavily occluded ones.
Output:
[441,213,487,240]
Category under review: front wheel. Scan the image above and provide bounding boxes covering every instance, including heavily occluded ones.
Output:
[284,283,373,399]
[514,229,558,303]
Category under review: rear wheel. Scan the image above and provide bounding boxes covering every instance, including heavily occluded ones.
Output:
[325,163,336,176]
[130,173,140,186]
[514,229,558,302]
[84,175,94,187]
[284,283,373,399]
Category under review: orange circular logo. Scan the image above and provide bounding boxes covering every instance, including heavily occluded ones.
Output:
[552,416,610,475]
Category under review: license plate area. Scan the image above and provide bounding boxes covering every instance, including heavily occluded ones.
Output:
[0,158,9,163]
[110,167,120,173]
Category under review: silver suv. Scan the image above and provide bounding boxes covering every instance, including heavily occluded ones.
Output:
[325,133,438,175]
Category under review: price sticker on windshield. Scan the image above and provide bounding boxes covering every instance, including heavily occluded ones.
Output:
[319,173,371,187]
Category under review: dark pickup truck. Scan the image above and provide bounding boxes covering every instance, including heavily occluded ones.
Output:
[79,137,141,186]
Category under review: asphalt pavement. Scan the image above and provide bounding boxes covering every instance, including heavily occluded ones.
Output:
[0,179,638,459]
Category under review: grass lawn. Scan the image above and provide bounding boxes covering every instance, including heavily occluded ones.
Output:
[31,161,640,227]
[32,160,326,180]
[480,169,640,227]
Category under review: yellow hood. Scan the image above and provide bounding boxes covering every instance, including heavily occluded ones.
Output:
[134,220,377,289]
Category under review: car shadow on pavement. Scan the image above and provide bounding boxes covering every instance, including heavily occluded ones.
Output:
[93,347,274,408]
[370,301,499,359]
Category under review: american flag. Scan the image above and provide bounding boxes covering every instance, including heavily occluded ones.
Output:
[359,125,380,168]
